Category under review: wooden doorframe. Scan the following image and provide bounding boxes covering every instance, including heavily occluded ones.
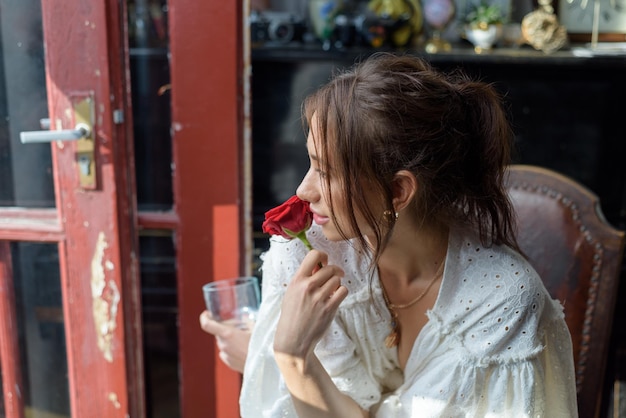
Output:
[40,0,144,416]
[0,241,24,418]
[169,1,248,417]
[0,0,143,416]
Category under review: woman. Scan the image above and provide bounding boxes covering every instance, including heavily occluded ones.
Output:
[203,52,578,417]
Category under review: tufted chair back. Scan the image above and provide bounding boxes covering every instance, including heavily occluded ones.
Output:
[505,164,625,418]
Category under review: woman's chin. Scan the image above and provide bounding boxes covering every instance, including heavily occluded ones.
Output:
[320,225,360,242]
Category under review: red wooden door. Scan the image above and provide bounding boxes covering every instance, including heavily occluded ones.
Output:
[0,0,143,417]
[0,0,246,417]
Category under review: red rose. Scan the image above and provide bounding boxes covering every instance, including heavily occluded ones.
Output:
[262,195,314,250]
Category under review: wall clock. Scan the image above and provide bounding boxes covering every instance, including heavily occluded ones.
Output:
[559,0,626,40]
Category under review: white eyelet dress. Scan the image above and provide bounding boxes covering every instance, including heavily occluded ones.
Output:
[239,223,578,418]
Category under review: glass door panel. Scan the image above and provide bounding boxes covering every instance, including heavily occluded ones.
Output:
[127,0,180,415]
[139,232,179,418]
[11,242,69,418]
[0,0,53,207]
[128,0,173,212]
[130,49,172,212]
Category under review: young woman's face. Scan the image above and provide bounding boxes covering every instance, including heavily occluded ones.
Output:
[296,115,379,242]
[296,115,348,241]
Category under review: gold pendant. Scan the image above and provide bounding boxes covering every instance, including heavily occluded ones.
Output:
[385,313,400,348]
[385,330,399,348]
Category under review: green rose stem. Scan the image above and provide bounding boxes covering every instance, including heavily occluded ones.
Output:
[283,228,322,268]
[287,230,313,251]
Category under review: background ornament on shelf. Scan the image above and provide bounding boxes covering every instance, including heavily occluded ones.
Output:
[309,0,343,43]
[423,0,456,52]
[521,0,568,53]
[368,0,424,46]
[463,2,504,52]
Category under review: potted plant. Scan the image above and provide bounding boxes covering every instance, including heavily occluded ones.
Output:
[464,2,503,52]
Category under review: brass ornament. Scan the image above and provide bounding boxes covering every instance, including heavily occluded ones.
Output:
[521,0,568,53]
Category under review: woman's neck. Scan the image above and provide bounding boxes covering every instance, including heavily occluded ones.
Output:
[375,222,449,286]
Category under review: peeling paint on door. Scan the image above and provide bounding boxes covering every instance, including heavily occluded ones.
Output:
[91,231,120,362]
[108,392,121,409]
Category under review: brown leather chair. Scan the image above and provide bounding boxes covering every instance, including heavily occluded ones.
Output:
[505,164,625,418]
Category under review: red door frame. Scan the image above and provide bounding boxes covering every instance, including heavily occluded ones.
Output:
[169,1,247,417]
[40,0,144,416]
[0,0,144,416]
[0,241,24,418]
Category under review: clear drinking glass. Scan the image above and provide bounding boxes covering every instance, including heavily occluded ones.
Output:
[202,276,260,330]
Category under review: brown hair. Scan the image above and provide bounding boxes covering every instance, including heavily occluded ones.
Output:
[303,52,519,263]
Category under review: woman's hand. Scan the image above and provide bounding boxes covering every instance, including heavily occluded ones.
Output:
[272,250,367,418]
[199,310,251,373]
[274,249,348,359]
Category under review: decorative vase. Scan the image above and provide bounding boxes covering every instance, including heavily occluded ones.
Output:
[464,23,501,52]
[422,0,455,53]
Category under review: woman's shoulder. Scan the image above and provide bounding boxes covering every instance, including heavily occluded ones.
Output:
[434,229,555,360]
[443,228,543,291]
[446,228,543,292]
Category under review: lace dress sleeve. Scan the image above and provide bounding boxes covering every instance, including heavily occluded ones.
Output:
[239,235,305,417]
[240,226,396,416]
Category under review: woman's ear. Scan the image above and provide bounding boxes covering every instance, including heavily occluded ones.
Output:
[392,170,418,212]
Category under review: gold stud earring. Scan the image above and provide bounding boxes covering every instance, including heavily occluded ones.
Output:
[383,210,399,223]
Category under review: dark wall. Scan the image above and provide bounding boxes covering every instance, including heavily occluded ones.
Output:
[252,48,626,234]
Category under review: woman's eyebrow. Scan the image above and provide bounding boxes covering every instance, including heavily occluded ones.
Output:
[306,139,329,168]
[305,142,320,162]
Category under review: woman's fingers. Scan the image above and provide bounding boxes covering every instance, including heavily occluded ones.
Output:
[215,327,251,373]
[199,310,250,373]
[199,310,230,337]
[299,249,329,276]
[294,249,348,306]
[319,273,349,305]
[298,250,344,286]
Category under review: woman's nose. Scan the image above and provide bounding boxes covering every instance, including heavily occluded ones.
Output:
[296,169,317,203]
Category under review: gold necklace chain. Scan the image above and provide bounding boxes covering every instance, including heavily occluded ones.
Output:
[387,261,445,310]
[382,260,445,348]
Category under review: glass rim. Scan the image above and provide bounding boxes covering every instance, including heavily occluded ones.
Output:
[202,276,258,291]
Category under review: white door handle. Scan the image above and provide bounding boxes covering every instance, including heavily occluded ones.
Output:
[20,121,91,144]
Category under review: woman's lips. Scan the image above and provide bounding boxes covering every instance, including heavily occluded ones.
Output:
[313,212,330,225]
